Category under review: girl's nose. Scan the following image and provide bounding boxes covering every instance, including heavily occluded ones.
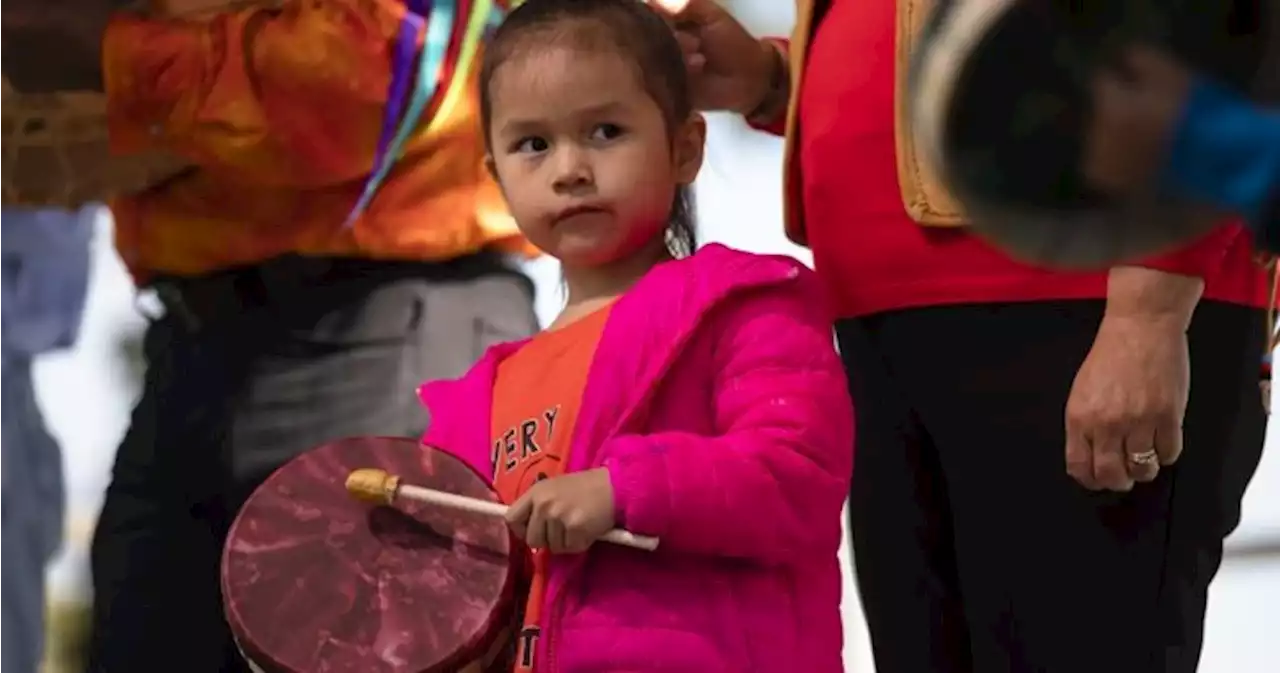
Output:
[551,147,594,193]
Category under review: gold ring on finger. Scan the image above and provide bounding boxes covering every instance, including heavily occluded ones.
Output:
[1129,449,1159,466]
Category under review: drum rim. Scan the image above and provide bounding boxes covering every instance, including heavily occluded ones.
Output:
[221,436,520,673]
[960,197,1221,270]
[911,0,1018,195]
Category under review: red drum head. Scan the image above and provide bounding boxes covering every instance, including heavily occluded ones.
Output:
[222,437,517,673]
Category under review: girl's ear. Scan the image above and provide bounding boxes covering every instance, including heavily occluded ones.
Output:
[673,112,706,186]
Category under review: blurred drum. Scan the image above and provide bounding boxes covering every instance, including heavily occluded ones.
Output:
[0,0,274,207]
[911,0,1276,268]
[221,437,520,673]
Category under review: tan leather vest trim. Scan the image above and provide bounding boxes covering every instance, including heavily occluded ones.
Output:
[781,0,816,246]
[784,0,968,244]
[893,0,967,226]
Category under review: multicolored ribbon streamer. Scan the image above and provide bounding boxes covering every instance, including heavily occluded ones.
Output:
[368,1,428,193]
[345,0,506,227]
[427,0,495,134]
[346,1,458,226]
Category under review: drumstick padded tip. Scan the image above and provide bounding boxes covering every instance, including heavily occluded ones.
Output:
[346,468,400,506]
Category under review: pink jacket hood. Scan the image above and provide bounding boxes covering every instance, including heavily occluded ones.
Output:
[419,243,854,672]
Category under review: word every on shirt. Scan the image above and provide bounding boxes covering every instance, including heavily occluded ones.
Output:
[492,405,561,480]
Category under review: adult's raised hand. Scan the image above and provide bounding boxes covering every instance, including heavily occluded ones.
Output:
[650,0,786,118]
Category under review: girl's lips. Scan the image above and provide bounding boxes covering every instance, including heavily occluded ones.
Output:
[553,205,610,223]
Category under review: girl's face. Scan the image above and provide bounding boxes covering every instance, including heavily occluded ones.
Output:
[486,43,705,267]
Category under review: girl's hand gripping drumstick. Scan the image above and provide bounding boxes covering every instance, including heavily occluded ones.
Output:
[346,468,660,551]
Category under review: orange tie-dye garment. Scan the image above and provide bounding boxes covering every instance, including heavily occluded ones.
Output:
[103,0,532,283]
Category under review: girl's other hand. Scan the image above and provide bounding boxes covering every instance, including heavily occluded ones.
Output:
[505,469,617,554]
[1083,45,1194,195]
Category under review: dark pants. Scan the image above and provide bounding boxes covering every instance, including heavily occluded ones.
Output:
[840,299,1267,673]
[86,254,538,673]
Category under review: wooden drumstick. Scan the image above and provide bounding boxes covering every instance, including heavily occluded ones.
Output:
[345,468,660,551]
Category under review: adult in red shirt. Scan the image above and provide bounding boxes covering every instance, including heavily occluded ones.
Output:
[659,1,1269,672]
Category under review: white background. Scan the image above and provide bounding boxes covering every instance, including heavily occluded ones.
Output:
[32,1,1279,670]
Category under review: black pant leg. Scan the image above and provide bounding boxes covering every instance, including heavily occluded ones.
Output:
[864,300,1267,673]
[837,319,973,673]
[87,317,243,673]
[1151,300,1267,671]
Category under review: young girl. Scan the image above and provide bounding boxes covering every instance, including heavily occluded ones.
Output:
[417,1,853,671]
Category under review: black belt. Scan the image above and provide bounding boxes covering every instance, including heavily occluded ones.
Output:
[149,252,528,332]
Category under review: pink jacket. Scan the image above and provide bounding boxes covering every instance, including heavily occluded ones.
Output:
[418,244,855,672]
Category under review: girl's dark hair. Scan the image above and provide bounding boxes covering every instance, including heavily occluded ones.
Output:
[479,0,697,258]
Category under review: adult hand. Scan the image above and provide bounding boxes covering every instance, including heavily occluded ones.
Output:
[649,0,782,116]
[1064,312,1189,491]
[505,468,617,554]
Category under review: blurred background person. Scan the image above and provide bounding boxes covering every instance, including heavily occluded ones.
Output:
[33,3,542,671]
[656,1,1273,671]
[2,207,95,673]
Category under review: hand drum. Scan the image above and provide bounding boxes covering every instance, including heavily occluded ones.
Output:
[221,436,519,673]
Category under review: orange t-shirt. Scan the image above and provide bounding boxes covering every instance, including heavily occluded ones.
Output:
[490,306,611,673]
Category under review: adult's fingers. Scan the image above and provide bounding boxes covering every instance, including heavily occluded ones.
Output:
[1065,424,1098,489]
[1154,415,1184,467]
[1091,428,1135,492]
[668,17,707,72]
[1123,426,1160,483]
[673,30,700,55]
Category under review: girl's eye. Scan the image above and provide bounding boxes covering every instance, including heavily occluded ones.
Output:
[590,124,624,141]
[514,136,549,154]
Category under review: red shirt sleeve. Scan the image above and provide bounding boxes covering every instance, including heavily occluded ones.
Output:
[103,1,406,188]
